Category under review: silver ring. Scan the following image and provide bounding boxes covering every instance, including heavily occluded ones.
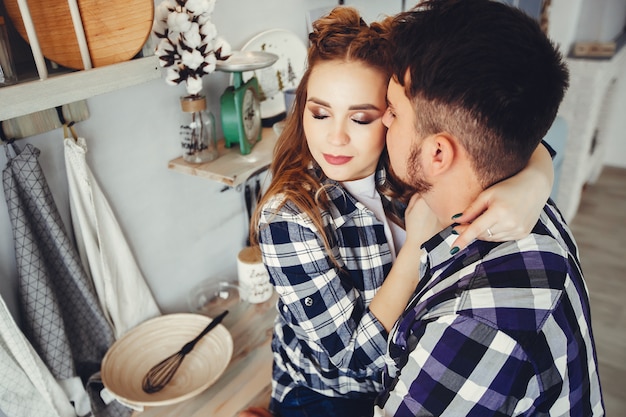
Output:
[487,228,493,238]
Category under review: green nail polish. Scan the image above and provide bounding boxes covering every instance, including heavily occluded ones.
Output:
[451,229,459,235]
[450,246,460,255]
[451,213,463,219]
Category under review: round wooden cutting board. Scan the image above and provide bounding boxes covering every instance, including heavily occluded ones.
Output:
[4,0,154,70]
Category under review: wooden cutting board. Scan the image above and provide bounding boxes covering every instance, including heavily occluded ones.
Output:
[4,0,154,70]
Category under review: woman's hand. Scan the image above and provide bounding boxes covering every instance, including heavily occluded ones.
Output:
[451,143,554,250]
[404,193,442,249]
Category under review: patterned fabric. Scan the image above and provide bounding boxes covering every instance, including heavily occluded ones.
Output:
[258,172,393,405]
[64,137,160,339]
[378,201,605,416]
[2,142,131,417]
[0,294,75,417]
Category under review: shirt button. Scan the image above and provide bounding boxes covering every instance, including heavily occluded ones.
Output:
[283,305,288,312]
[304,297,313,306]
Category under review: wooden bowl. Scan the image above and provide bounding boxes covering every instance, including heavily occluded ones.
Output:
[101,313,233,407]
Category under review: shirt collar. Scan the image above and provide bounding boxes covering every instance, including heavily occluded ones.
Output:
[422,225,503,282]
[309,164,388,229]
[422,225,458,269]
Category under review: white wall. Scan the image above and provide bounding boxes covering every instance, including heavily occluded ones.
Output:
[0,0,404,321]
[575,0,626,43]
[549,0,626,170]
[602,70,626,168]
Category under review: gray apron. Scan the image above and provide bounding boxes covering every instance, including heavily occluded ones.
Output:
[2,141,130,417]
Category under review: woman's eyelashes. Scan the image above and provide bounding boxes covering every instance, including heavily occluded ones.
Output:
[352,116,374,125]
[309,106,330,120]
[309,108,377,125]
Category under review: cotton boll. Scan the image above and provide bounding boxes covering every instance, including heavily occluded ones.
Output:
[155,39,174,55]
[214,36,232,57]
[156,40,176,66]
[197,13,211,26]
[200,21,217,40]
[186,76,203,95]
[182,49,204,70]
[185,0,211,15]
[167,11,192,33]
[165,67,181,85]
[203,52,217,74]
[184,23,202,48]
[153,2,171,31]
[206,0,216,14]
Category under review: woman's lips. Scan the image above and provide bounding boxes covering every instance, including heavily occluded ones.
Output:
[323,154,352,165]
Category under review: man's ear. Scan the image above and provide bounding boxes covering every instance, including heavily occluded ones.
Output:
[423,133,456,177]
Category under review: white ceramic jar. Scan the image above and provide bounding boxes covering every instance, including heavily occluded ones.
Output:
[237,246,273,303]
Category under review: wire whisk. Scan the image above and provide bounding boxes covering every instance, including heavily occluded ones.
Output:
[142,310,229,393]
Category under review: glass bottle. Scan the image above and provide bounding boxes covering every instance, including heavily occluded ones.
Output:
[0,15,17,87]
[179,95,219,163]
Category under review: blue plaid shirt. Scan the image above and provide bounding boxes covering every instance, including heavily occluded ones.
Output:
[258,174,394,404]
[378,201,604,416]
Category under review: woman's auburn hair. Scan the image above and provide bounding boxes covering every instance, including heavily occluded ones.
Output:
[249,7,407,255]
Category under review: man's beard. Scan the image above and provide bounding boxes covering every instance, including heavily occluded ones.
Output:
[389,143,432,195]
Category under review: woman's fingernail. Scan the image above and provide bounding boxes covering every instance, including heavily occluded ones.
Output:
[450,246,460,255]
[451,213,462,219]
[451,229,459,235]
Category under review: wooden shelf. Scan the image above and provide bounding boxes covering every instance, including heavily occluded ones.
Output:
[0,56,161,121]
[168,127,278,188]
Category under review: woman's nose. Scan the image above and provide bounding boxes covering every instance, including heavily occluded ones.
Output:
[327,123,350,146]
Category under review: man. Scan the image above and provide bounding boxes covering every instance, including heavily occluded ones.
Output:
[377,0,604,416]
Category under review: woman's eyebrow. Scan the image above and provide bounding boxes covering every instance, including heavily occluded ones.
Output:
[349,103,382,111]
[306,97,381,111]
[307,97,330,107]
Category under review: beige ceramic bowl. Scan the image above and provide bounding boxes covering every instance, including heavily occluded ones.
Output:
[101,313,233,407]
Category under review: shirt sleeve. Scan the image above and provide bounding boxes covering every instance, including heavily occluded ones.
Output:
[258,200,389,379]
[383,316,535,416]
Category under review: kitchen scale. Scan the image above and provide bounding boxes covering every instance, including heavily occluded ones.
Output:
[216,51,278,155]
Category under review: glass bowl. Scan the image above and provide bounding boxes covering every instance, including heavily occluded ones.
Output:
[188,281,248,328]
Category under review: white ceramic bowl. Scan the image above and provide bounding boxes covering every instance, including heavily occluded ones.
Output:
[101,313,233,407]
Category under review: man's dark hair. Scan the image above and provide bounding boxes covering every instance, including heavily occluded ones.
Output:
[387,0,569,187]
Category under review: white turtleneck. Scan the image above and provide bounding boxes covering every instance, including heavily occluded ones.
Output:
[342,173,406,260]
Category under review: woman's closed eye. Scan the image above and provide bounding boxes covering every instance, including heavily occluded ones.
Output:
[312,113,329,120]
[309,106,330,120]
[351,113,377,125]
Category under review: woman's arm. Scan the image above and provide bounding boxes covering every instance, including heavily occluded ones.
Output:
[451,143,554,250]
[258,197,389,374]
[369,194,442,332]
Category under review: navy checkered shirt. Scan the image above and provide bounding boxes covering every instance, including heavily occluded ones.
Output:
[258,175,395,404]
[377,201,604,416]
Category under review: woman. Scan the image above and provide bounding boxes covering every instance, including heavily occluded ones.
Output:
[242,6,555,417]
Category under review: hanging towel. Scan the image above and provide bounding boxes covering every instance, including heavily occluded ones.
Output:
[2,142,131,417]
[64,137,160,339]
[0,293,76,417]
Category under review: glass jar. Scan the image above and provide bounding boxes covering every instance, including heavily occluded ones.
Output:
[179,95,219,163]
[0,15,17,87]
